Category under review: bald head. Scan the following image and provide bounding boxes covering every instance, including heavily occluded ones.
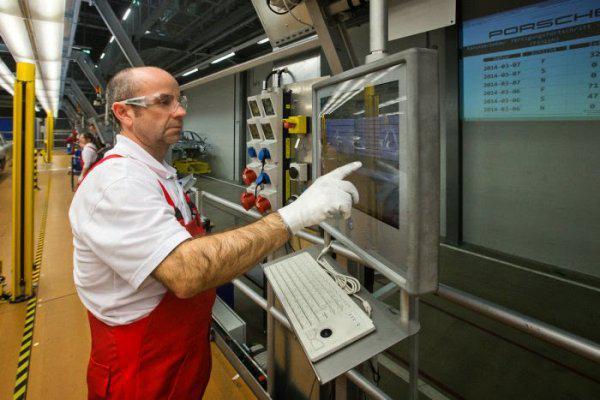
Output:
[106,67,178,127]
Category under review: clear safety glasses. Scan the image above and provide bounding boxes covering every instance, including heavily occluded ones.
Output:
[119,93,188,112]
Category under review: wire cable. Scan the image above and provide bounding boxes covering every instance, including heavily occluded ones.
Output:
[282,0,313,28]
[316,241,372,316]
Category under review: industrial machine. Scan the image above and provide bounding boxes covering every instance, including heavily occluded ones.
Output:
[172,130,212,176]
[241,70,315,214]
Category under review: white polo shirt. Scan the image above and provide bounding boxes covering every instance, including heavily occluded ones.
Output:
[69,135,192,326]
[81,142,98,168]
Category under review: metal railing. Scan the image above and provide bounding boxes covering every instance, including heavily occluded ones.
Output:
[198,191,600,366]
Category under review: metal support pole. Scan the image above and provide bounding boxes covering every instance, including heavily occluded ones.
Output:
[93,0,145,67]
[11,62,36,302]
[401,290,419,400]
[365,0,388,63]
[266,281,276,398]
[45,112,54,163]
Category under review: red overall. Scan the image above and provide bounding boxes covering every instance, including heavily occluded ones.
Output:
[81,155,216,399]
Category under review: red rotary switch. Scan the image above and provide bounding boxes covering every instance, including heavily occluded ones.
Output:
[283,120,296,129]
[240,192,256,210]
[242,167,257,185]
[255,196,271,214]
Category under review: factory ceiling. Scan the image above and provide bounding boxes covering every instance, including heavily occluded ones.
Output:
[1,0,268,115]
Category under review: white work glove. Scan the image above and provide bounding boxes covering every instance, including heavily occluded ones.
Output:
[278,161,362,234]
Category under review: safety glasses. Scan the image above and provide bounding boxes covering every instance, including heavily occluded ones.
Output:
[118,93,188,112]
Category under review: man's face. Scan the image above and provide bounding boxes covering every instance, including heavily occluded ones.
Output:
[78,135,87,147]
[115,69,187,149]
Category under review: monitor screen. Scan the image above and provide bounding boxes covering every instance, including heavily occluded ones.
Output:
[317,67,405,229]
[248,100,262,117]
[248,123,261,140]
[262,98,276,116]
[313,49,439,295]
[261,123,275,140]
[461,0,600,120]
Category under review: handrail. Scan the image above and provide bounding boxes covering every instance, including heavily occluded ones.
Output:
[200,190,600,364]
[232,278,392,400]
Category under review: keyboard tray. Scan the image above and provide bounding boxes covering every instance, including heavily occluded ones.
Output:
[263,246,420,384]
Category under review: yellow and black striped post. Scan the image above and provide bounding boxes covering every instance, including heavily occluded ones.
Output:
[33,150,40,191]
[11,62,36,302]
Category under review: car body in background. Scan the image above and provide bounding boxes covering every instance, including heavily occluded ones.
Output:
[0,134,12,171]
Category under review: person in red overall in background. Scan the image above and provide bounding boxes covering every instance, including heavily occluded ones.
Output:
[65,128,78,154]
[69,66,361,399]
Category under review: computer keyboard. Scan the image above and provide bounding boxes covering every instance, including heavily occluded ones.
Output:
[264,251,375,362]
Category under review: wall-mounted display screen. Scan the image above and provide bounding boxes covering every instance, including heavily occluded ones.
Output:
[248,100,262,117]
[248,123,261,140]
[262,98,276,116]
[261,123,275,140]
[317,73,403,229]
[461,0,600,120]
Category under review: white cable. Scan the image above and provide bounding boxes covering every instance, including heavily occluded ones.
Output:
[316,242,372,317]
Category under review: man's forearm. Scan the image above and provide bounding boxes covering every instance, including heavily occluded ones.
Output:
[155,212,290,298]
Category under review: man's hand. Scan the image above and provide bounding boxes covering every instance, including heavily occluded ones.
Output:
[278,161,362,234]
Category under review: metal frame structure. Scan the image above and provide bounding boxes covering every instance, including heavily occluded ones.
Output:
[197,190,600,399]
[71,49,106,92]
[11,62,36,302]
[304,0,357,74]
[92,0,144,67]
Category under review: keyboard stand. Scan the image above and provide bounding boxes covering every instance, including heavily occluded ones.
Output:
[264,245,420,384]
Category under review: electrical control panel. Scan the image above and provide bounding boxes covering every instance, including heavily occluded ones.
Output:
[242,74,323,215]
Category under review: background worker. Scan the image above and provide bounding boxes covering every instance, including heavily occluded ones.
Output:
[77,132,98,184]
[69,66,361,399]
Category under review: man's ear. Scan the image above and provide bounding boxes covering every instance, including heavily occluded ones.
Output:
[112,103,133,129]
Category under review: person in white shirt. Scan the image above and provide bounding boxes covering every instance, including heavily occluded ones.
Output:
[69,66,360,399]
[77,132,98,183]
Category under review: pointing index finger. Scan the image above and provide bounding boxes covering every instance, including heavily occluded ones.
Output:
[326,161,362,180]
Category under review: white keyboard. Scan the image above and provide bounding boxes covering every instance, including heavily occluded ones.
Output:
[264,252,375,362]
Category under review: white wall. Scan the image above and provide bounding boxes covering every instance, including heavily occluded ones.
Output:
[183,75,236,180]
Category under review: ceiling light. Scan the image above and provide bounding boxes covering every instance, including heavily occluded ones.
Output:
[210,52,235,64]
[109,35,115,43]
[27,0,66,22]
[122,7,131,21]
[257,38,269,44]
[0,13,35,62]
[182,68,199,77]
[100,52,105,60]
[0,1,68,114]
[83,49,90,54]
[145,30,150,34]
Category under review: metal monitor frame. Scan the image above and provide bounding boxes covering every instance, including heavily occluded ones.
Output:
[311,48,440,295]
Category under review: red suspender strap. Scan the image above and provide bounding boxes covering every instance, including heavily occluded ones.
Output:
[157,180,175,208]
[79,154,123,183]
[157,180,185,223]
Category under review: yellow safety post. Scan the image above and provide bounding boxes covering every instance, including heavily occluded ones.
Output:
[45,112,54,163]
[11,62,36,302]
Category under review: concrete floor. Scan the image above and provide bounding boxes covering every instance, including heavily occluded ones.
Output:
[0,154,256,399]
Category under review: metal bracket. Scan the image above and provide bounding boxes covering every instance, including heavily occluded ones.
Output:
[304,0,357,74]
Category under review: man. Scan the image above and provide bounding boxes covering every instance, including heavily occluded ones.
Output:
[69,66,360,399]
[77,132,98,184]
